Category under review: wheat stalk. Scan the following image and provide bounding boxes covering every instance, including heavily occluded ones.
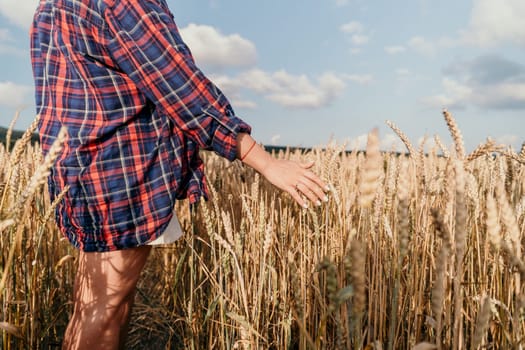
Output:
[453,159,467,350]
[472,295,492,348]
[349,239,366,319]
[486,194,502,251]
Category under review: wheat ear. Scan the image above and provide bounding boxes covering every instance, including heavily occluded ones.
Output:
[5,109,23,153]
[433,134,450,158]
[519,142,525,159]
[386,120,416,156]
[443,109,465,160]
[0,116,40,211]
[10,126,67,219]
[9,116,39,166]
[359,128,382,207]
[466,138,503,162]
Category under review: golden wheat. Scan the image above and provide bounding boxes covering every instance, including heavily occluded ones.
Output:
[0,110,524,349]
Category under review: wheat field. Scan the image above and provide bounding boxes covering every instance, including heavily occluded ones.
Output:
[0,110,524,349]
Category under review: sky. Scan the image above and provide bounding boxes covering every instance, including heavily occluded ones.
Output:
[0,0,524,152]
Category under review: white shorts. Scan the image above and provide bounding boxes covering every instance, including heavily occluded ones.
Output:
[148,212,184,245]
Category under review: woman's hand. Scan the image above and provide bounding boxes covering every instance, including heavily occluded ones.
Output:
[260,158,330,208]
[237,133,329,208]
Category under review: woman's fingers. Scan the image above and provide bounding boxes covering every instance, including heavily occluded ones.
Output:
[298,183,324,206]
[293,162,330,207]
[297,177,328,205]
[289,186,308,208]
[298,160,329,191]
[303,170,330,192]
[300,160,315,169]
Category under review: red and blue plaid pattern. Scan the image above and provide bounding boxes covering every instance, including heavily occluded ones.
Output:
[30,0,251,252]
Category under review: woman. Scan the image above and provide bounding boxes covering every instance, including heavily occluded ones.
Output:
[31,0,329,348]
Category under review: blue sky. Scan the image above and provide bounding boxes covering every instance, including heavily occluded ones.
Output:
[0,0,524,151]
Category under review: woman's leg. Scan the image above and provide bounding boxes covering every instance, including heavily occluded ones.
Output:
[62,245,152,350]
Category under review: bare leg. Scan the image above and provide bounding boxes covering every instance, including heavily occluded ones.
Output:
[62,245,152,350]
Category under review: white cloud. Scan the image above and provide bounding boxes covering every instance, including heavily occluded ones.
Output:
[340,21,369,47]
[0,0,38,29]
[462,0,525,47]
[424,55,525,110]
[351,34,369,45]
[266,71,346,108]
[335,0,350,6]
[405,35,455,56]
[349,133,405,151]
[213,69,347,109]
[495,134,519,146]
[402,0,525,53]
[408,36,436,56]
[0,44,25,56]
[0,28,13,41]
[476,83,525,108]
[422,78,472,110]
[231,99,257,109]
[270,134,281,145]
[208,74,257,109]
[384,45,406,54]
[348,134,368,150]
[0,27,23,55]
[0,81,32,108]
[344,74,373,85]
[395,68,410,77]
[340,21,363,34]
[179,23,257,70]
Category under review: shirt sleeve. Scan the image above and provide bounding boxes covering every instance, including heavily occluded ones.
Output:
[103,0,251,161]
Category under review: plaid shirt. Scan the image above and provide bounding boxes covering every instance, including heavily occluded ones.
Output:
[30,0,251,252]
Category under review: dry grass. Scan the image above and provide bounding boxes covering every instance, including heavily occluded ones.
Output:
[0,110,524,349]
